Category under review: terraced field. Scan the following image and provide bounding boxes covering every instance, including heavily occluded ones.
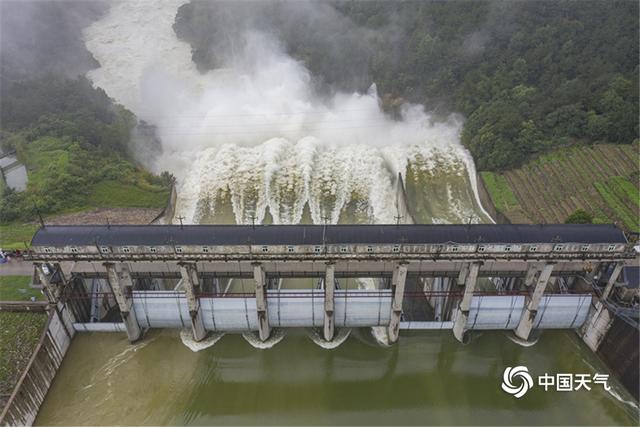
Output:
[481,143,639,232]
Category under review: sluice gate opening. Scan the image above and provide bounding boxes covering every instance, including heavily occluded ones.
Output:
[26,224,634,344]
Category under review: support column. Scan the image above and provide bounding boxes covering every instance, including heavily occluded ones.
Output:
[388,262,408,343]
[523,264,539,288]
[457,263,470,285]
[179,262,207,341]
[324,262,336,341]
[452,262,480,342]
[105,263,142,342]
[515,263,554,340]
[601,262,624,301]
[35,263,57,303]
[253,263,271,341]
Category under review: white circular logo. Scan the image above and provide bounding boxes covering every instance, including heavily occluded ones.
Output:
[501,366,534,398]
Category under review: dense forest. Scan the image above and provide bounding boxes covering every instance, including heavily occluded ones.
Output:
[175,0,639,171]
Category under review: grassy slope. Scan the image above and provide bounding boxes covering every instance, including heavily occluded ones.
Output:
[480,172,518,209]
[0,223,39,250]
[0,277,46,406]
[88,180,169,208]
[0,178,169,247]
[0,276,43,301]
[0,312,47,399]
[481,143,639,231]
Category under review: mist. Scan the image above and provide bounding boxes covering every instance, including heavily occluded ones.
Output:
[82,0,487,224]
[0,1,107,80]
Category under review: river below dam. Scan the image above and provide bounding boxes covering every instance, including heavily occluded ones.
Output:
[36,329,637,425]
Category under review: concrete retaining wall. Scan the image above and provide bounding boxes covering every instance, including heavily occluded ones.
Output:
[596,316,639,400]
[579,301,639,401]
[151,183,177,224]
[0,305,75,426]
[396,173,415,224]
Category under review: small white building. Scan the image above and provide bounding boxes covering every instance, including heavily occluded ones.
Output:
[0,152,27,192]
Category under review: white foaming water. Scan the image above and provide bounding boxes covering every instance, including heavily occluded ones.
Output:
[179,329,225,352]
[242,329,286,349]
[307,327,352,349]
[357,278,391,346]
[83,0,490,225]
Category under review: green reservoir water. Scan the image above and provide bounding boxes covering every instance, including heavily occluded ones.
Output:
[36,330,637,425]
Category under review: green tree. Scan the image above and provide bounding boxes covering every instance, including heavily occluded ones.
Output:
[565,209,594,224]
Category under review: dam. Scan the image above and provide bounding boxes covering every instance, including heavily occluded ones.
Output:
[27,224,632,346]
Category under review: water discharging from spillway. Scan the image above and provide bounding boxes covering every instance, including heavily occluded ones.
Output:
[34,1,638,425]
[81,0,491,226]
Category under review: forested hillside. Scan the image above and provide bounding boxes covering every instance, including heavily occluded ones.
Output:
[0,1,171,225]
[0,76,171,222]
[175,0,639,171]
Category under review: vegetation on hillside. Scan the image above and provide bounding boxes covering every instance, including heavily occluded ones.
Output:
[0,76,172,223]
[0,223,39,250]
[565,209,594,224]
[482,143,639,231]
[175,0,638,171]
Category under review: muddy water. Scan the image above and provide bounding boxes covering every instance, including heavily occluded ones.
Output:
[36,329,637,426]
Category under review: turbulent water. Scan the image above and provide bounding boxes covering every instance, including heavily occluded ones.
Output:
[32,1,638,425]
[83,0,490,225]
[36,330,638,426]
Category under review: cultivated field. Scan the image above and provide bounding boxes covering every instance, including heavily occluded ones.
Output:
[481,143,639,232]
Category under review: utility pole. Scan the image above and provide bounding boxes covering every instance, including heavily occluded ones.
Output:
[394,214,404,226]
[33,204,45,228]
[399,235,407,253]
[250,213,257,230]
[177,216,185,229]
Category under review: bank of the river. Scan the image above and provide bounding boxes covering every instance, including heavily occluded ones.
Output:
[0,311,47,411]
[0,276,46,411]
[0,311,47,391]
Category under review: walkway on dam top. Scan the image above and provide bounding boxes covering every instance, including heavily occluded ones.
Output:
[30,223,627,247]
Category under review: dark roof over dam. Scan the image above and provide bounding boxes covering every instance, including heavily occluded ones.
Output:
[31,224,627,247]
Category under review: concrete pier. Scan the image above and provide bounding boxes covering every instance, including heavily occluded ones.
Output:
[253,263,271,341]
[600,262,624,301]
[452,262,480,342]
[523,264,538,287]
[35,263,57,303]
[324,262,335,341]
[515,263,554,340]
[105,263,142,342]
[179,262,207,341]
[388,262,408,343]
[25,224,631,343]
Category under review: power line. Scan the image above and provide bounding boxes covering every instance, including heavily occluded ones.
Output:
[153,122,429,136]
[142,117,402,129]
[132,107,379,119]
